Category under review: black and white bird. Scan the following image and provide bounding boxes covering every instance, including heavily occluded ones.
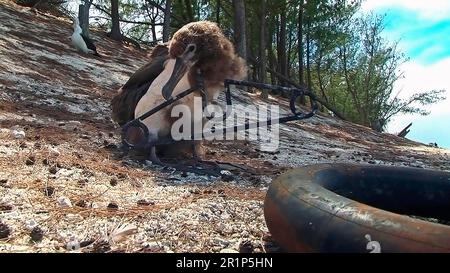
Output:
[70,17,100,57]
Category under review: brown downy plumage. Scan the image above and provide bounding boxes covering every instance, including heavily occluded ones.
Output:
[167,21,247,97]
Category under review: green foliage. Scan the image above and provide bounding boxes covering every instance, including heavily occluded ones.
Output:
[81,0,445,131]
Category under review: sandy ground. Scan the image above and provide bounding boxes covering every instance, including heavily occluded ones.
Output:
[0,1,449,253]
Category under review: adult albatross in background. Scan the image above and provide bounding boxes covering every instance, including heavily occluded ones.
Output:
[111,21,247,163]
[71,17,100,57]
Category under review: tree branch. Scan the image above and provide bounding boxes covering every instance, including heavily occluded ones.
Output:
[145,0,183,23]
[91,3,164,26]
[248,57,347,120]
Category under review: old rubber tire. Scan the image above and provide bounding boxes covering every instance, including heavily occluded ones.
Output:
[264,164,450,253]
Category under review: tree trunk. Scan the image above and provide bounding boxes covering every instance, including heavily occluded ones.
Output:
[232,0,247,60]
[110,0,122,41]
[162,0,172,42]
[259,0,267,98]
[278,4,287,87]
[306,15,315,108]
[252,63,258,82]
[268,45,277,85]
[297,0,305,104]
[341,45,363,120]
[151,17,157,42]
[184,0,195,22]
[267,17,277,85]
[216,0,220,26]
[397,123,412,137]
[306,18,312,87]
[78,1,92,38]
[316,50,329,103]
[287,26,293,79]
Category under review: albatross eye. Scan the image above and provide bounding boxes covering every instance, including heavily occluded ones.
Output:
[186,44,197,53]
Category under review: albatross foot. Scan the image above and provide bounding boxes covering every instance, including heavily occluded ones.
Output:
[149,146,163,165]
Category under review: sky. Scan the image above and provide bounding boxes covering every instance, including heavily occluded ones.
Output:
[361,0,450,149]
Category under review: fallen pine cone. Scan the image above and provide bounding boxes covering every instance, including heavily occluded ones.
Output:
[80,239,95,248]
[30,227,44,242]
[0,222,11,239]
[48,166,58,175]
[43,186,55,197]
[239,240,254,253]
[0,203,13,212]
[25,156,35,166]
[137,200,155,207]
[110,178,118,186]
[107,203,119,210]
[91,240,111,253]
[75,200,87,208]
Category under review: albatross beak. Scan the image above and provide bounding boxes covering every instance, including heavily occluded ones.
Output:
[162,44,197,100]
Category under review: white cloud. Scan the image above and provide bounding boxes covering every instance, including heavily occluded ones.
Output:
[362,0,450,21]
[387,57,450,134]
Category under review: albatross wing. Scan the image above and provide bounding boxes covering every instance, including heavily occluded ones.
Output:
[80,33,100,57]
[111,44,169,126]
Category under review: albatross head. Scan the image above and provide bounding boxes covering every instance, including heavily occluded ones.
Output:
[162,21,247,100]
[71,16,82,33]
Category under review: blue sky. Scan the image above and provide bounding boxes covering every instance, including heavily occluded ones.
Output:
[382,8,450,64]
[362,0,450,149]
